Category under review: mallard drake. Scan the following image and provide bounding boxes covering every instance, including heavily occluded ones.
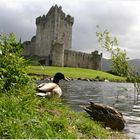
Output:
[36,72,67,97]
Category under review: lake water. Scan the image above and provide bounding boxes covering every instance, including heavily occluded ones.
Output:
[59,80,140,139]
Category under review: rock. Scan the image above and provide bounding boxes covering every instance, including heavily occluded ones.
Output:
[104,79,109,82]
[81,102,125,130]
[83,78,90,81]
[77,77,82,80]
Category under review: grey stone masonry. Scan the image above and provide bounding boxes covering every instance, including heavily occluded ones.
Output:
[22,4,102,70]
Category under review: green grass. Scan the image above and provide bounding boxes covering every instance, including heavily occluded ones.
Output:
[28,66,126,82]
[0,85,127,139]
[0,66,127,138]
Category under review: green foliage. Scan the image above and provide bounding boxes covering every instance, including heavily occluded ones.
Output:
[0,85,127,139]
[96,26,130,77]
[96,26,140,101]
[0,33,31,92]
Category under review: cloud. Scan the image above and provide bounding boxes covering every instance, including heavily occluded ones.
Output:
[0,0,140,59]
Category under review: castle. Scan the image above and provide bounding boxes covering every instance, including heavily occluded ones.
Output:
[23,5,102,70]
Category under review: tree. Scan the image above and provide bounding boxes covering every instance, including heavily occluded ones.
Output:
[96,26,140,101]
[96,26,132,77]
[0,33,31,92]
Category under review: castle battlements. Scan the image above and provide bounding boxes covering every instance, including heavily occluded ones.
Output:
[36,4,74,25]
[23,5,102,70]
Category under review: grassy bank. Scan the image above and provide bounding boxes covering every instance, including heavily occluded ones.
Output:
[0,66,127,139]
[28,66,126,82]
[0,33,127,138]
[0,85,127,139]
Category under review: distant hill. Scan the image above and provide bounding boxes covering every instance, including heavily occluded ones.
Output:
[101,58,112,72]
[101,58,140,74]
[129,59,140,73]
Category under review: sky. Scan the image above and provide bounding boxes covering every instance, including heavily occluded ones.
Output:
[0,0,140,59]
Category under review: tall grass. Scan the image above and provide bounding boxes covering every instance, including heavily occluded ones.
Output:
[0,85,127,139]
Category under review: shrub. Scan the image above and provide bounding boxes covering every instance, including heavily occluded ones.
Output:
[0,33,31,92]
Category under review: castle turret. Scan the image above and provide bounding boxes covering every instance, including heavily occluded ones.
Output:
[50,42,64,67]
[34,4,74,58]
[22,5,102,70]
[91,51,102,70]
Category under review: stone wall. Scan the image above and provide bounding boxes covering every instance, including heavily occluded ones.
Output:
[34,4,74,57]
[91,51,102,70]
[22,41,31,57]
[22,5,102,70]
[64,50,102,70]
[64,50,90,68]
[49,42,102,70]
[50,42,64,66]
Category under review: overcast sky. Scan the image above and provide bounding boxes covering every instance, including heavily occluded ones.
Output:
[0,0,140,59]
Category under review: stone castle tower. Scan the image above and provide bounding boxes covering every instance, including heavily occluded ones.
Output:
[23,5,102,70]
[23,5,74,65]
[35,5,74,55]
